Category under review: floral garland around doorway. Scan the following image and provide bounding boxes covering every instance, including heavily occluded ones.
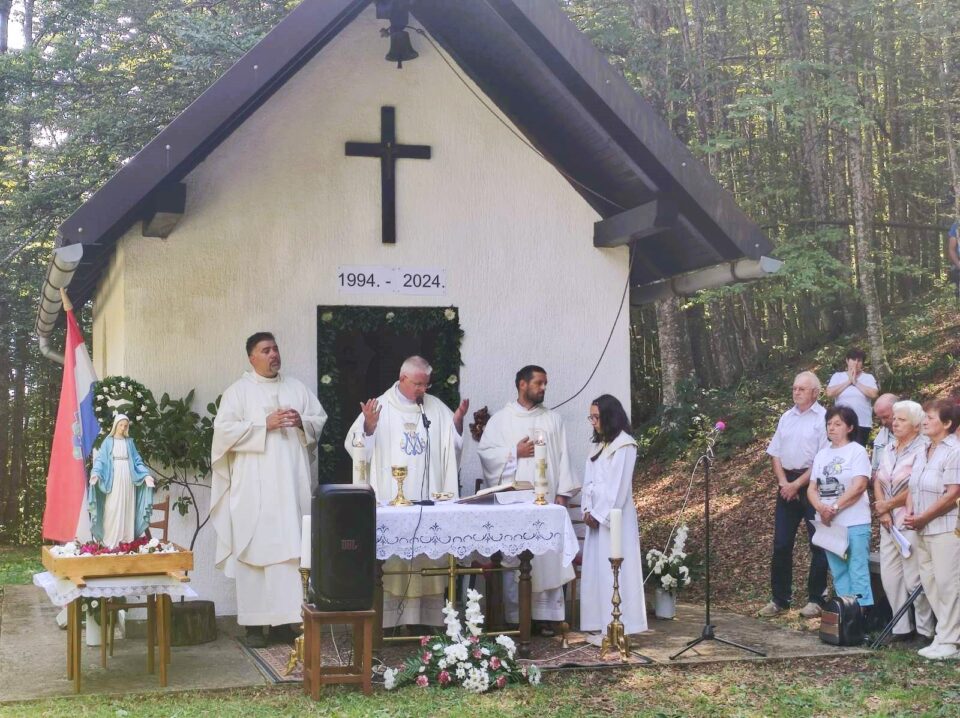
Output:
[315,305,463,481]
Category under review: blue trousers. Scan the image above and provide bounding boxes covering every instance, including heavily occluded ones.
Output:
[825,523,874,607]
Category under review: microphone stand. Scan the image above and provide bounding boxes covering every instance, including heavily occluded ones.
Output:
[415,400,434,506]
[670,425,766,660]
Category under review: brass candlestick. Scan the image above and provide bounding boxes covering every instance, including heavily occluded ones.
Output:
[600,557,630,660]
[284,567,311,675]
[389,465,412,506]
[534,458,548,506]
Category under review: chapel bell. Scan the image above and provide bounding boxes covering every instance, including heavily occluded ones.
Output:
[376,0,418,68]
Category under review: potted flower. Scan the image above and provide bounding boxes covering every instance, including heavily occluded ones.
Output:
[383,589,541,693]
[644,524,693,619]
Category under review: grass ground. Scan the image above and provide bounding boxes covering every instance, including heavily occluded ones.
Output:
[0,652,956,717]
[2,289,959,716]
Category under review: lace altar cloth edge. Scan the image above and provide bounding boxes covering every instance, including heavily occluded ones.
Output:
[376,502,579,563]
[33,571,199,607]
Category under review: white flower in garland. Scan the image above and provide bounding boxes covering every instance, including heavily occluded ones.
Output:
[385,311,395,321]
[446,374,458,386]
[320,375,332,385]
[321,311,334,323]
[444,308,456,321]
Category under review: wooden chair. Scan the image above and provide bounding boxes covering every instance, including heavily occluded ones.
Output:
[104,496,171,657]
[564,500,586,629]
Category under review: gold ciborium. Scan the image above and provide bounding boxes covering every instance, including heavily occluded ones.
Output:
[389,465,413,506]
[534,458,548,506]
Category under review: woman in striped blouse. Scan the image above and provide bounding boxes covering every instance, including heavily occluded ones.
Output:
[873,400,933,642]
[904,399,960,660]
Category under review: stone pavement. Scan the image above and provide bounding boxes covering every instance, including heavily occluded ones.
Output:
[0,584,868,702]
[0,585,266,701]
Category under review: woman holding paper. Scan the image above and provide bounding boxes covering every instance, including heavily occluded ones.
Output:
[580,395,646,635]
[904,399,960,661]
[807,405,873,609]
[873,400,933,641]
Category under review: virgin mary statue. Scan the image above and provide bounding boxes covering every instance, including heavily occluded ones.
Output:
[88,414,155,547]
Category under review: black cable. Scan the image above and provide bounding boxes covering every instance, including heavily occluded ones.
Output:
[404,22,637,412]
[550,248,636,410]
[409,26,626,212]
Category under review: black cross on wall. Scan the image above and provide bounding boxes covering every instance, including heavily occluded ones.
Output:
[345,106,431,244]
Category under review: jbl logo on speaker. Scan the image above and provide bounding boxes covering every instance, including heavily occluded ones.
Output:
[341,539,359,551]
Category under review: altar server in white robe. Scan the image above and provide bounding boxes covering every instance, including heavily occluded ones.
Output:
[580,394,647,635]
[477,365,580,627]
[211,332,327,648]
[345,356,469,627]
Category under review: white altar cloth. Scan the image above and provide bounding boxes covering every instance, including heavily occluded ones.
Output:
[376,502,578,563]
[33,571,198,607]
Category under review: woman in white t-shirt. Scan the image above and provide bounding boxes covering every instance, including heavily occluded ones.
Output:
[807,405,874,608]
[826,347,879,446]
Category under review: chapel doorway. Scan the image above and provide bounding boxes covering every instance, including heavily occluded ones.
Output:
[316,306,462,483]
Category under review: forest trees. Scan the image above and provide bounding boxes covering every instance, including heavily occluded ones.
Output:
[566,0,957,412]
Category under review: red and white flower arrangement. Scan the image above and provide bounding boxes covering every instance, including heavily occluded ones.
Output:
[383,589,541,693]
[49,536,179,557]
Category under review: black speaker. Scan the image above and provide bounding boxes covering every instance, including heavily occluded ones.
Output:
[310,484,376,611]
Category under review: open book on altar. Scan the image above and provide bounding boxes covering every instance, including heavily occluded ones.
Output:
[456,481,534,504]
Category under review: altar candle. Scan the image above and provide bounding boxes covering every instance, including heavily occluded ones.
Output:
[352,433,367,484]
[609,509,622,559]
[534,442,546,461]
[300,516,311,569]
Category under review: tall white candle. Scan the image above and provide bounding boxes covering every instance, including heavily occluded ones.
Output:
[609,509,622,559]
[300,516,311,569]
[534,443,546,461]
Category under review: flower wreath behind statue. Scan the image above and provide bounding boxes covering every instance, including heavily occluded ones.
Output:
[87,414,156,549]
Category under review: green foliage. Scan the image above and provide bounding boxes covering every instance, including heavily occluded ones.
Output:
[0,546,42,585]
[315,306,463,481]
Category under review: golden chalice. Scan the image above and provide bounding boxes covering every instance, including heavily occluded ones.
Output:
[389,465,413,506]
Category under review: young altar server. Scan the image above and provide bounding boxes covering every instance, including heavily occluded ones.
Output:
[580,394,647,635]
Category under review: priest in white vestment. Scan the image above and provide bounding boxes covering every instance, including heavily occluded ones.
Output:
[345,356,469,627]
[580,395,647,635]
[211,332,327,647]
[477,365,580,627]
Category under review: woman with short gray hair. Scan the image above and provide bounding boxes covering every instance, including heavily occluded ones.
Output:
[873,400,933,642]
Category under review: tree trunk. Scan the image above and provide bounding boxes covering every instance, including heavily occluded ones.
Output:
[848,132,891,377]
[0,0,11,54]
[653,295,695,408]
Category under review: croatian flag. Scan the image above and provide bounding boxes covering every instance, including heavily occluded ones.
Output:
[42,306,99,542]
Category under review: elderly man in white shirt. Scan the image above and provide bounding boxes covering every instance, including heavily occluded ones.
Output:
[759,371,830,618]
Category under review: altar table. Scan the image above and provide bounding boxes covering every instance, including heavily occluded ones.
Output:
[375,502,578,657]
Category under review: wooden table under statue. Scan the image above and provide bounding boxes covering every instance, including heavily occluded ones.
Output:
[35,545,194,693]
[374,502,578,657]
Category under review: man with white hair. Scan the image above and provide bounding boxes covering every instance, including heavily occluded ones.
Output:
[759,370,830,618]
[872,393,899,478]
[345,355,468,627]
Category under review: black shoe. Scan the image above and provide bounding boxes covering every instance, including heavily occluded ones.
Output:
[268,623,300,645]
[245,626,267,648]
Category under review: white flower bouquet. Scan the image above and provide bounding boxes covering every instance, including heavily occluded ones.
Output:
[383,589,541,693]
[644,524,693,593]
